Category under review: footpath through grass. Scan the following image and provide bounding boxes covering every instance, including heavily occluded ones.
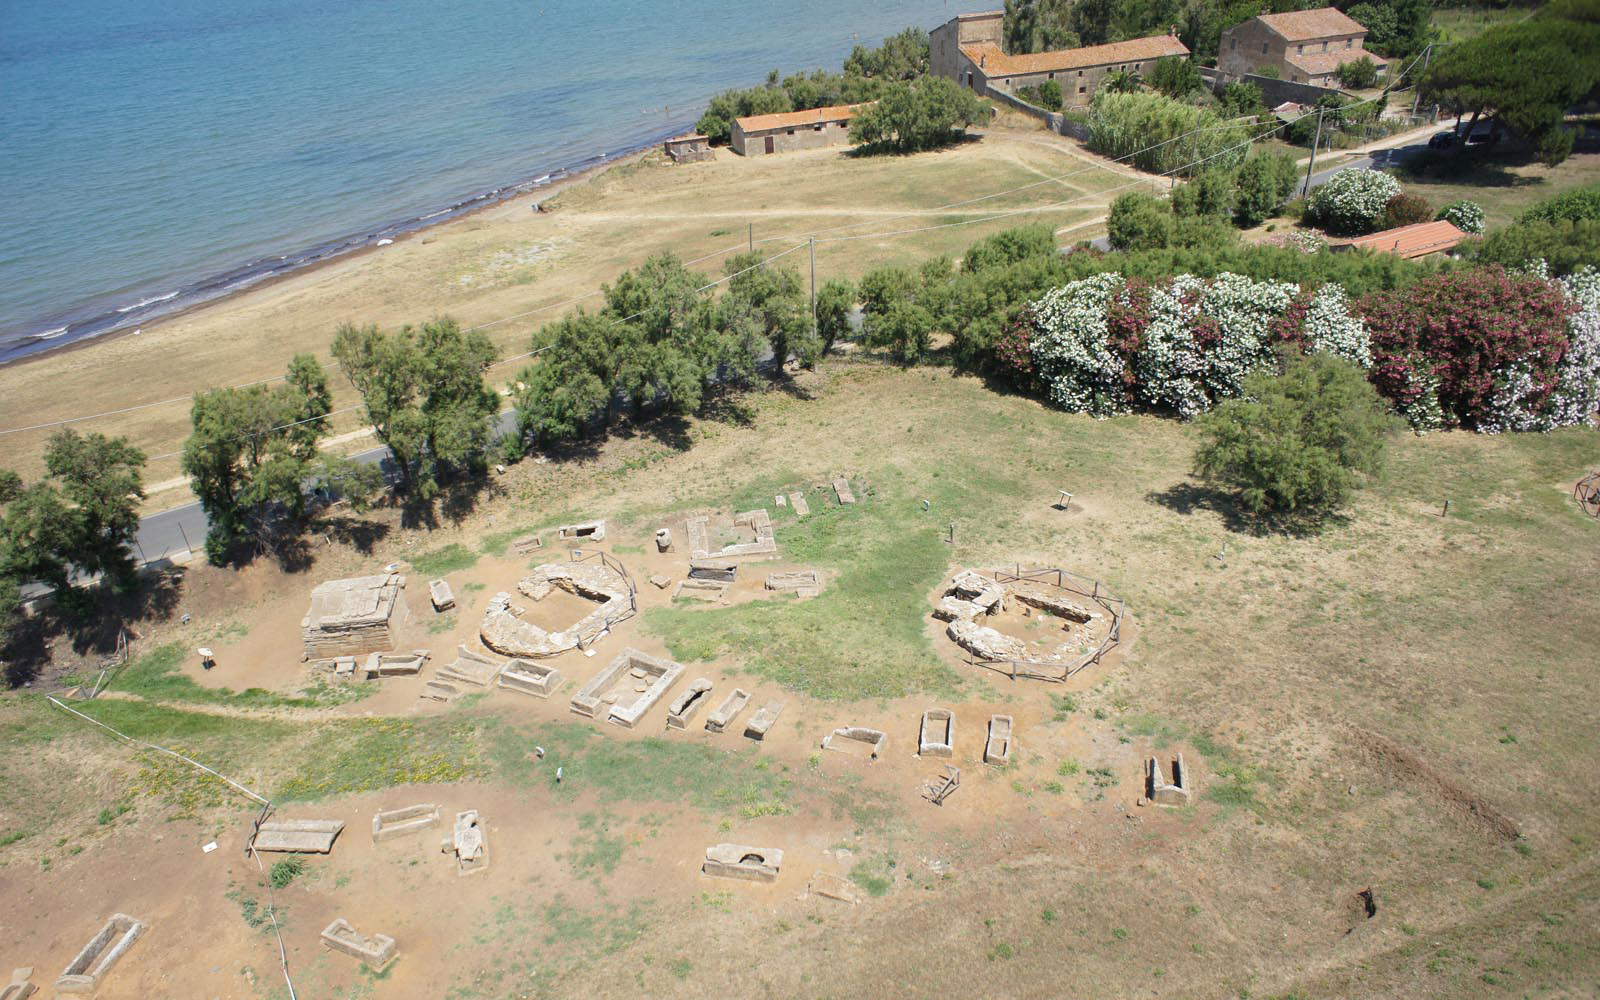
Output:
[645,465,1027,701]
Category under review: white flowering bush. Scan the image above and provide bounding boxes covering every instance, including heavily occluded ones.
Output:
[1309,168,1401,235]
[1028,271,1371,419]
[1437,199,1485,234]
[1548,266,1600,427]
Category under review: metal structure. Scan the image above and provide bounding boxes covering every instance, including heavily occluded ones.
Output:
[967,565,1126,682]
[1576,472,1600,518]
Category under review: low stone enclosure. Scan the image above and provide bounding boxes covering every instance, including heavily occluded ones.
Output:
[571,648,685,728]
[498,659,562,698]
[252,818,344,854]
[55,913,144,994]
[667,679,714,730]
[372,804,440,842]
[703,844,782,883]
[686,509,777,560]
[301,573,409,659]
[554,519,606,542]
[321,918,397,971]
[744,700,784,740]
[443,810,489,876]
[823,726,887,759]
[362,649,430,679]
[706,689,751,733]
[919,709,954,757]
[1146,754,1192,806]
[934,566,1125,682]
[480,552,636,658]
[984,715,1014,765]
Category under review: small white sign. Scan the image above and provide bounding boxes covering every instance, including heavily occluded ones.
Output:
[202,841,218,854]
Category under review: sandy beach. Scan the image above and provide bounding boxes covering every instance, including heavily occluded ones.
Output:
[0,119,1136,504]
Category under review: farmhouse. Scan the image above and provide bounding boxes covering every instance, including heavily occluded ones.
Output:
[931,10,1189,107]
[731,104,864,157]
[1218,7,1388,87]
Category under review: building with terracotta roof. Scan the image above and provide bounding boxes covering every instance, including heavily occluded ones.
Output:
[1332,220,1468,259]
[1218,7,1388,87]
[730,104,868,157]
[931,10,1189,107]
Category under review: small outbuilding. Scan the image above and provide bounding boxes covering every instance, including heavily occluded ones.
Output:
[663,134,713,163]
[731,104,866,157]
[1333,220,1468,259]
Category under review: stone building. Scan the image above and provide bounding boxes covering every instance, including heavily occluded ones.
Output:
[931,10,1190,108]
[730,104,865,157]
[1217,7,1388,87]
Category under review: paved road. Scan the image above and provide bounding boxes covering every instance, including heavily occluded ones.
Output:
[1304,137,1434,193]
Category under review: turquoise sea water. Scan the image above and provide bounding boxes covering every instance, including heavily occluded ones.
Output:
[0,0,948,362]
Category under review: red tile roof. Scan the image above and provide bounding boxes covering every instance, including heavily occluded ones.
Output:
[1257,7,1368,41]
[1286,46,1388,76]
[961,34,1190,77]
[1337,220,1468,259]
[734,103,864,134]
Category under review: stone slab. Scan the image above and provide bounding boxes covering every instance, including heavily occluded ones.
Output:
[765,570,820,591]
[788,492,810,517]
[807,871,859,904]
[554,520,606,542]
[832,478,856,504]
[823,726,887,759]
[444,811,490,876]
[984,715,1014,765]
[428,579,455,612]
[499,659,561,698]
[1,968,35,1000]
[688,559,738,583]
[673,579,728,603]
[364,649,430,678]
[254,819,345,854]
[919,708,954,758]
[703,843,782,883]
[435,644,502,688]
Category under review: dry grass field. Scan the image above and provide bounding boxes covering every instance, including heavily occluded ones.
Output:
[0,123,1145,502]
[3,357,1597,999]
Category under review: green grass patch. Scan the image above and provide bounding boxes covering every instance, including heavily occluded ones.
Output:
[277,717,489,801]
[849,853,897,897]
[409,543,480,576]
[645,469,1009,700]
[109,643,368,709]
[269,857,307,888]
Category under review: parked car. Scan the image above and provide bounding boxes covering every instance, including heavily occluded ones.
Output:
[1464,127,1500,147]
[1428,131,1456,149]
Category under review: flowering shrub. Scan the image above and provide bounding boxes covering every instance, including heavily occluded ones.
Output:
[1309,168,1402,235]
[1381,192,1434,230]
[1027,271,1371,418]
[1360,267,1578,432]
[1437,200,1485,235]
[991,314,1039,392]
[1287,230,1327,254]
[1545,266,1600,428]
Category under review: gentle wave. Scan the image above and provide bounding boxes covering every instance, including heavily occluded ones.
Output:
[115,290,179,313]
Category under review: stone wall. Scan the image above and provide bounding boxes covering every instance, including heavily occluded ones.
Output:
[1203,66,1346,108]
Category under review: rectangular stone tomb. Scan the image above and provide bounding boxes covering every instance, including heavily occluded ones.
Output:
[555,519,606,542]
[372,804,441,842]
[702,844,782,883]
[823,726,887,759]
[673,579,728,603]
[1011,589,1094,623]
[320,918,397,971]
[807,871,859,904]
[511,533,542,554]
[667,679,714,730]
[364,649,430,678]
[498,659,562,698]
[55,914,144,995]
[744,700,784,740]
[333,655,357,678]
[428,578,455,612]
[1146,754,1191,806]
[444,810,489,876]
[832,477,856,504]
[984,715,1014,765]
[436,645,502,687]
[705,689,750,733]
[787,491,810,517]
[254,819,345,854]
[919,708,955,758]
[687,509,777,560]
[420,679,461,702]
[765,570,819,591]
[570,648,684,726]
[2,968,36,1000]
[688,559,738,583]
[301,573,409,659]
[655,528,672,552]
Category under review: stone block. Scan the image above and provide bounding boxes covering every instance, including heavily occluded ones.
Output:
[302,573,409,659]
[688,559,738,583]
[744,700,784,740]
[984,715,1014,765]
[823,726,887,759]
[705,689,750,733]
[554,519,606,542]
[667,679,714,730]
[702,843,782,883]
[649,574,671,590]
[765,570,819,591]
[571,648,683,726]
[364,649,429,678]
[435,644,502,688]
[832,477,856,504]
[321,918,397,971]
[428,578,455,612]
[654,528,672,552]
[919,708,954,758]
[807,872,859,904]
[673,578,728,603]
[510,533,542,554]
[932,596,983,622]
[2,968,36,1000]
[686,509,777,560]
[333,656,357,678]
[372,804,440,842]
[443,810,490,876]
[946,619,1027,660]
[788,492,810,517]
[1146,754,1191,806]
[420,679,461,702]
[253,819,344,854]
[499,659,561,698]
[54,914,144,995]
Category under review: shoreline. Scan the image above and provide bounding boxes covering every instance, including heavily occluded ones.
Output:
[0,123,688,372]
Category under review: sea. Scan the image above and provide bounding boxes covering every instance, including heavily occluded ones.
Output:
[0,0,951,364]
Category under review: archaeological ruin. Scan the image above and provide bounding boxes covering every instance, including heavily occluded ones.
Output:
[320,918,397,971]
[823,726,888,759]
[253,818,345,854]
[705,688,751,733]
[667,678,714,730]
[1146,754,1192,806]
[570,648,685,727]
[444,810,490,876]
[54,914,144,995]
[702,844,782,883]
[301,573,409,659]
[919,708,955,757]
[686,509,777,560]
[933,567,1124,681]
[371,804,440,842]
[480,558,634,658]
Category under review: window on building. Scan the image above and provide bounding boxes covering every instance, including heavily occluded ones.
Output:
[1231,37,1236,50]
[1048,72,1054,79]
[787,128,794,135]
[1078,85,1086,94]
[1078,69,1084,76]
[1346,38,1353,48]
[1261,43,1268,54]
[1297,44,1304,54]
[813,124,822,131]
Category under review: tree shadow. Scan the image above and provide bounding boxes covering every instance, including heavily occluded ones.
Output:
[618,411,694,453]
[5,570,185,687]
[313,515,393,555]
[1146,480,1347,538]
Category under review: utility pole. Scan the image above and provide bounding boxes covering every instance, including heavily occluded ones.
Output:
[809,237,817,342]
[1302,108,1326,197]
[748,222,754,253]
[1410,43,1432,119]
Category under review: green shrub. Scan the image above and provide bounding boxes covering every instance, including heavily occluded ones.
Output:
[1086,91,1255,176]
[269,857,307,888]
[1381,192,1433,230]
[1108,192,1175,250]
[1193,352,1391,527]
[849,76,989,153]
[1463,218,1600,276]
[1520,183,1600,225]
[1171,168,1237,218]
[1336,55,1380,89]
[1234,151,1301,228]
